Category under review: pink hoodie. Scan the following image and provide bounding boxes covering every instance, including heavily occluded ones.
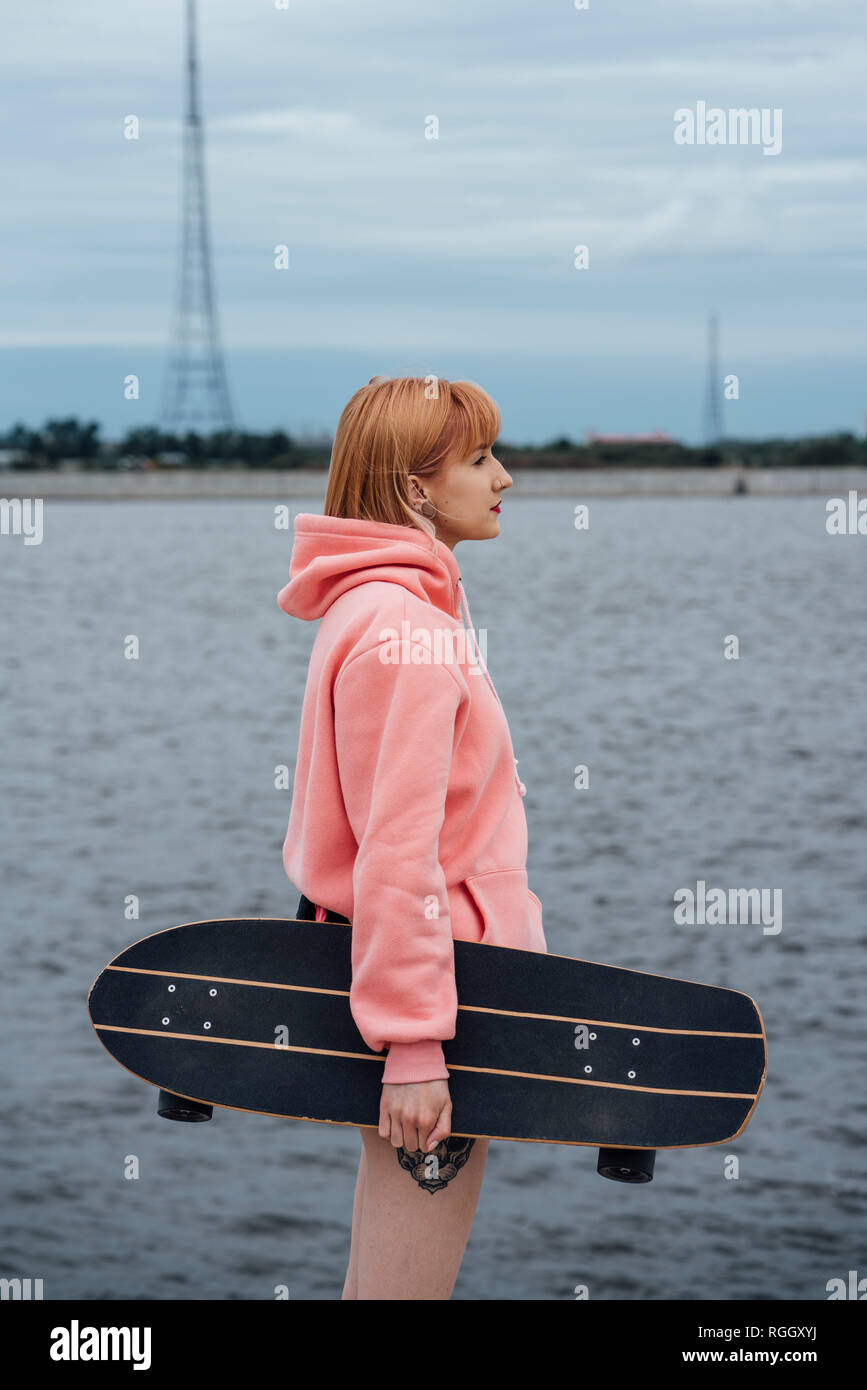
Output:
[277,513,547,1085]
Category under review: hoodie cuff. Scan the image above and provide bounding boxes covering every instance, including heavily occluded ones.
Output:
[382,1040,449,1085]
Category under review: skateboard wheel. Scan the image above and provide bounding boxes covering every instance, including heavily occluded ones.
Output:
[596,1147,655,1183]
[157,1088,213,1122]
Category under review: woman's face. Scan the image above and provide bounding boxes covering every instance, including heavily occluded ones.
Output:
[410,445,513,550]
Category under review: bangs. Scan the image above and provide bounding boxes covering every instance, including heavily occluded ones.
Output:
[430,381,501,467]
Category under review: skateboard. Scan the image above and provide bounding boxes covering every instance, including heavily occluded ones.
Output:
[88,917,767,1183]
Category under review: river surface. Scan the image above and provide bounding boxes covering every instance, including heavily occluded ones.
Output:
[1,493,864,1299]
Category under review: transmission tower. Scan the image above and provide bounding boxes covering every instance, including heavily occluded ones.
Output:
[703,311,722,448]
[161,0,236,434]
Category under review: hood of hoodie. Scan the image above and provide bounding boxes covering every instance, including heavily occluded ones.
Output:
[277,513,527,796]
[277,513,463,623]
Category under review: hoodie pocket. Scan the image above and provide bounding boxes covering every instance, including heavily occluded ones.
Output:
[464,868,547,953]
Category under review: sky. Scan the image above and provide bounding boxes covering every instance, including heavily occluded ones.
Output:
[1,0,865,446]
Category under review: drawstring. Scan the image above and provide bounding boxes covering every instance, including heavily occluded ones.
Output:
[456,578,527,798]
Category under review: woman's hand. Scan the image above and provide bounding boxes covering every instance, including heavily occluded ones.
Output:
[379,1080,451,1153]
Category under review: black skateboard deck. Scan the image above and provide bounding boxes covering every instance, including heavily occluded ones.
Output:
[88,918,766,1182]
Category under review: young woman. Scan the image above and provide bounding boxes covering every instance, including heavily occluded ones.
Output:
[277,376,547,1299]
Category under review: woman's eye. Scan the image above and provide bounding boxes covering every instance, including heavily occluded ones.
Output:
[474,455,487,466]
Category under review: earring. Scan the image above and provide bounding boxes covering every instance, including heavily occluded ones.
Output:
[412,484,436,518]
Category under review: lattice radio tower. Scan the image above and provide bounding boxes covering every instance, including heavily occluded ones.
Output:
[703,311,723,448]
[160,0,236,434]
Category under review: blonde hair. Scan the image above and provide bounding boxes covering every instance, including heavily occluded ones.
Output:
[323,376,501,547]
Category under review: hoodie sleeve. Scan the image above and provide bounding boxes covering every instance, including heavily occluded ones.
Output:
[333,639,464,1085]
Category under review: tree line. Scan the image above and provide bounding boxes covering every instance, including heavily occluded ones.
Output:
[1,417,865,470]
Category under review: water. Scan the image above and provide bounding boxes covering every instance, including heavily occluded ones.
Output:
[1,495,864,1300]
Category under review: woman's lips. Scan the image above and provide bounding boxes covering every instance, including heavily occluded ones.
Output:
[490,503,501,512]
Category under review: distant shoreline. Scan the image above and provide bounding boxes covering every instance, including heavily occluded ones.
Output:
[2,466,866,499]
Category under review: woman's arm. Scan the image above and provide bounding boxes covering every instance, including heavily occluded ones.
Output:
[333,636,463,1093]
